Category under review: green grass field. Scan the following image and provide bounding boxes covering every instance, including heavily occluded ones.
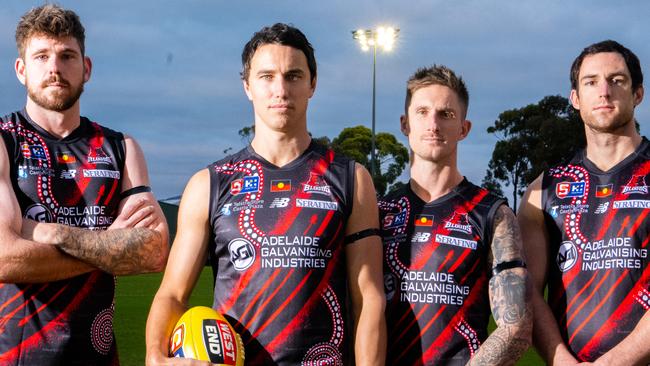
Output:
[114,268,543,365]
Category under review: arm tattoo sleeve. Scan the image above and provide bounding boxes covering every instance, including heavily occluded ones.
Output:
[54,226,165,275]
[469,206,532,366]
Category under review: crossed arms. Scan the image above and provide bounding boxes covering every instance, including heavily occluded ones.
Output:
[0,135,169,283]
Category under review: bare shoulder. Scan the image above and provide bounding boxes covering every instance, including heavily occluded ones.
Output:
[346,163,379,235]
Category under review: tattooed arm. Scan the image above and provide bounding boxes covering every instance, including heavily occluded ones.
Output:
[23,135,169,276]
[468,205,532,366]
[0,135,95,283]
[518,176,580,365]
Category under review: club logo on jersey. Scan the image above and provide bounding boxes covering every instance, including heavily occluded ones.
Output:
[269,197,290,208]
[444,211,472,234]
[556,241,578,272]
[555,181,586,199]
[228,238,255,271]
[24,204,53,222]
[221,203,232,216]
[60,169,77,179]
[594,202,610,214]
[87,147,113,164]
[83,169,121,179]
[296,198,338,211]
[595,184,613,198]
[415,215,434,226]
[230,176,260,195]
[621,175,649,195]
[383,209,407,229]
[302,173,331,196]
[270,179,291,192]
[57,152,77,164]
[21,143,47,160]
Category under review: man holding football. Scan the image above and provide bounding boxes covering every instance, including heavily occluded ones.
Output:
[146,23,386,365]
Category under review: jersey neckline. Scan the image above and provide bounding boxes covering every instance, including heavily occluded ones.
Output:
[20,108,90,143]
[245,139,317,170]
[579,136,649,175]
[406,177,470,206]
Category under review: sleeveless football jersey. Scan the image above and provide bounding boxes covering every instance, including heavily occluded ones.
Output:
[379,179,504,366]
[0,110,125,365]
[207,141,355,365]
[542,137,650,361]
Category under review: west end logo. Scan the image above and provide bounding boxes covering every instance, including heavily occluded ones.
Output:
[555,181,586,199]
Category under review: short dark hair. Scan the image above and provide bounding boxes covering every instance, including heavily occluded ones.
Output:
[241,23,316,82]
[405,65,469,118]
[570,40,643,92]
[15,4,85,58]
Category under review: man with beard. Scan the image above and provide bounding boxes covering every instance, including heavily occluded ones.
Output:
[519,40,650,364]
[0,5,169,365]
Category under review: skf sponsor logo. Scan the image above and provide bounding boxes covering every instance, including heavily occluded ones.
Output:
[302,173,331,196]
[60,169,77,179]
[21,143,46,160]
[595,184,613,198]
[383,210,407,229]
[555,181,586,199]
[83,169,120,179]
[228,238,255,271]
[269,197,290,208]
[444,211,472,234]
[57,152,76,164]
[296,198,338,211]
[621,175,649,195]
[270,179,291,192]
[230,176,260,195]
[87,147,113,164]
[556,241,578,272]
[415,215,433,226]
[202,320,237,364]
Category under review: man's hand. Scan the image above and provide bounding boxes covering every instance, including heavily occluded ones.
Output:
[110,197,160,230]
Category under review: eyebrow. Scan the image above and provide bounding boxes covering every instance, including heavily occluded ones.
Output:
[256,68,306,75]
[580,71,629,81]
[30,46,80,55]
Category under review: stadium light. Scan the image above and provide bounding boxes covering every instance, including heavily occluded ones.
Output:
[352,26,399,177]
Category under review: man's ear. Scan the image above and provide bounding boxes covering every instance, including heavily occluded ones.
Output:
[15,58,26,85]
[400,114,409,136]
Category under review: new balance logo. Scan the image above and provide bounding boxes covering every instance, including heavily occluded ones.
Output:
[594,202,609,214]
[269,197,290,208]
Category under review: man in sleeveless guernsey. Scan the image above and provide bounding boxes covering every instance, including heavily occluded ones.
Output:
[0,5,170,365]
[146,23,386,365]
[519,40,650,364]
[379,65,532,365]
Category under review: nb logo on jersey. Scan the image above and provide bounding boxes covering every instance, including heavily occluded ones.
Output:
[269,197,290,208]
[556,241,578,272]
[411,232,431,243]
[594,202,610,214]
[228,238,255,271]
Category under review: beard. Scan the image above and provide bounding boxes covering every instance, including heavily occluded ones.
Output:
[27,74,84,112]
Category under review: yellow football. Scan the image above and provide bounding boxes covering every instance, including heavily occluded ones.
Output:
[169,306,244,365]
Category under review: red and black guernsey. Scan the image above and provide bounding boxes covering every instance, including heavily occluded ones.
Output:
[542,137,650,362]
[207,141,355,365]
[0,109,125,366]
[379,179,504,366]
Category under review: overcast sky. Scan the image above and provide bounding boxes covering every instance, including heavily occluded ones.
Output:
[1,1,649,200]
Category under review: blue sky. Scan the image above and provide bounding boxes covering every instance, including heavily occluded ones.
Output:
[1,1,649,200]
